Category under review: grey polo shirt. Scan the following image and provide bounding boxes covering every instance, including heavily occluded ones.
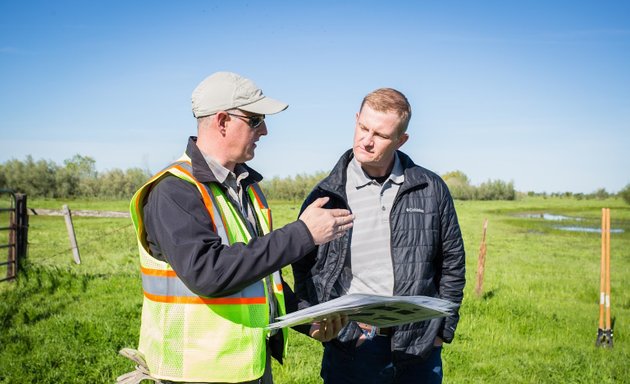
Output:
[345,153,404,295]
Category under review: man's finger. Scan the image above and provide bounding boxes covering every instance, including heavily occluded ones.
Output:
[323,320,333,340]
[332,315,342,331]
[330,208,351,217]
[309,323,321,340]
[310,197,330,209]
[334,216,354,226]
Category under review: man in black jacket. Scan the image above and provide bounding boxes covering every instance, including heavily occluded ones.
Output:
[292,88,466,384]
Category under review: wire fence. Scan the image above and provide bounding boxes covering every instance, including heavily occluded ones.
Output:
[24,208,136,274]
[30,221,134,266]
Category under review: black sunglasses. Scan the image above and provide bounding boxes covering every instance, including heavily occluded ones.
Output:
[226,113,266,129]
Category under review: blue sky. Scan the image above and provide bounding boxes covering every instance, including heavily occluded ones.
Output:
[1,1,629,194]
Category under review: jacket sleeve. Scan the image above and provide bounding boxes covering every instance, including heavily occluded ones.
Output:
[437,180,466,343]
[144,176,316,297]
[282,279,313,335]
[290,189,323,309]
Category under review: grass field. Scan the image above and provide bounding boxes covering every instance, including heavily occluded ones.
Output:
[0,196,628,383]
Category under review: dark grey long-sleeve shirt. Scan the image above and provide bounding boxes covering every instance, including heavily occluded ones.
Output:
[143,137,316,299]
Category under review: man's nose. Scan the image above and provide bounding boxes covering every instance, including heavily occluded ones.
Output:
[362,132,373,146]
[257,121,268,136]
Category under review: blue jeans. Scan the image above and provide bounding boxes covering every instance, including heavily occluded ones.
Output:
[321,336,443,384]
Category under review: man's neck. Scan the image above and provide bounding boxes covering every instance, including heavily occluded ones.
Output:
[360,160,394,180]
[196,135,236,172]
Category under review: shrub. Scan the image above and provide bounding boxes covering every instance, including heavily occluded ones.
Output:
[476,179,516,201]
[591,188,609,200]
[261,171,328,201]
[619,183,630,205]
[443,170,476,200]
[442,171,515,201]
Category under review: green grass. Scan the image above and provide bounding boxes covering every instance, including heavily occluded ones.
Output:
[1,197,629,383]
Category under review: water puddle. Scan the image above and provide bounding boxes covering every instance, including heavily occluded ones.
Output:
[553,226,624,234]
[515,212,625,233]
[515,213,582,221]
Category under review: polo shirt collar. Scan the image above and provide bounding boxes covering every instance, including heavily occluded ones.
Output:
[201,153,249,186]
[348,152,404,188]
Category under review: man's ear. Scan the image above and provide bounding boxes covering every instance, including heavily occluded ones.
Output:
[215,112,228,135]
[396,133,409,149]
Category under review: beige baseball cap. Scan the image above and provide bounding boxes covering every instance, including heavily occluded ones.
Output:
[191,71,288,118]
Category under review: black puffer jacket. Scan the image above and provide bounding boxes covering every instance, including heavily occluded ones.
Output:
[292,149,465,364]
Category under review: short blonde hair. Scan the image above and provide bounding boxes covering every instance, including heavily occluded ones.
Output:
[360,88,412,134]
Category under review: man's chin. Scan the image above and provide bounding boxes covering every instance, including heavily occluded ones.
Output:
[353,152,373,165]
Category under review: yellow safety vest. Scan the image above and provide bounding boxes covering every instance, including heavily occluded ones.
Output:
[129,155,287,383]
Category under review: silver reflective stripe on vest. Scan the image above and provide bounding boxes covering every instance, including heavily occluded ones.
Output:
[142,271,265,302]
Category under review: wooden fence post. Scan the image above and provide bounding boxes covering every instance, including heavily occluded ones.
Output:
[62,205,81,264]
[475,218,488,297]
[596,207,613,347]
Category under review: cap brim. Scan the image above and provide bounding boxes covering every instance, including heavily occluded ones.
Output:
[238,96,288,115]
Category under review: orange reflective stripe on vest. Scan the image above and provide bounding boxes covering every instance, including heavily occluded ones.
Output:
[170,163,225,238]
[140,266,266,305]
[248,184,272,231]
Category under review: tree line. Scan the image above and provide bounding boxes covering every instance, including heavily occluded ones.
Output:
[442,170,630,204]
[1,155,628,204]
[442,170,516,201]
[0,155,149,199]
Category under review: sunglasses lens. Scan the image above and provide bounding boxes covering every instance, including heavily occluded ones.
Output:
[251,116,264,128]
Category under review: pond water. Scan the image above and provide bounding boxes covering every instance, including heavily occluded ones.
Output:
[515,213,582,221]
[516,212,625,233]
[554,226,625,234]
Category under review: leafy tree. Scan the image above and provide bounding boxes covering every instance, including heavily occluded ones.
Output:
[591,188,609,200]
[442,170,475,200]
[97,168,149,199]
[0,156,58,196]
[64,154,97,179]
[442,170,470,185]
[55,166,80,198]
[476,179,516,201]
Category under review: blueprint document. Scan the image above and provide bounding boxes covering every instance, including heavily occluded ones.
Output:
[266,293,457,330]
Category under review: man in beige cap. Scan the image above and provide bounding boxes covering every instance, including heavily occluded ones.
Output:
[121,72,353,384]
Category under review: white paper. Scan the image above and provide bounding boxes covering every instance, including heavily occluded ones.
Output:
[267,293,457,330]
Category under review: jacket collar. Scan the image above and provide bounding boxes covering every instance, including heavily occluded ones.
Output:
[319,149,429,197]
[185,136,263,187]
